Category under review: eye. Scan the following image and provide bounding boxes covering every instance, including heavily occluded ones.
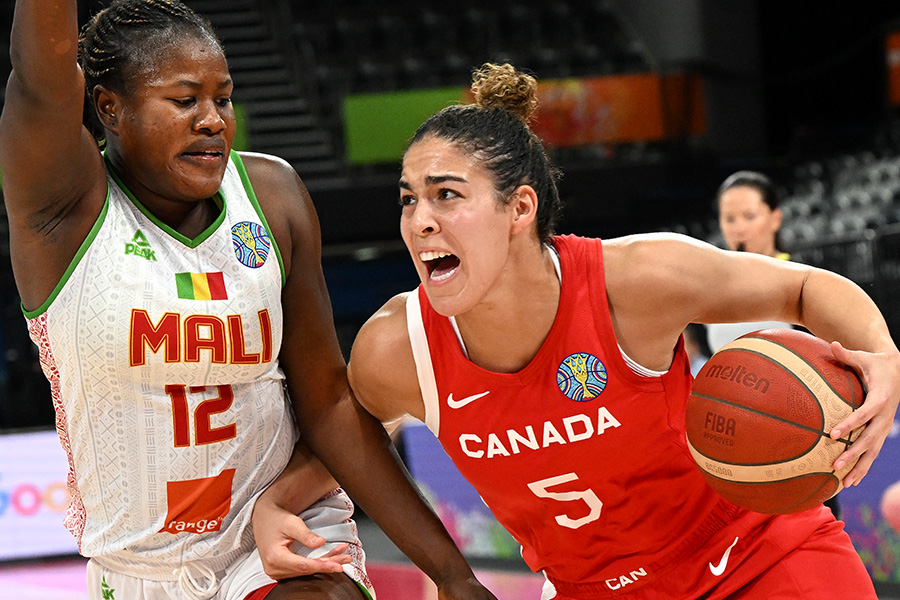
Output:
[438,188,460,200]
[171,98,195,107]
[216,97,232,107]
[399,193,416,207]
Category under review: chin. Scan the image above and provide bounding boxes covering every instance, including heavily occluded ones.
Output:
[422,287,468,318]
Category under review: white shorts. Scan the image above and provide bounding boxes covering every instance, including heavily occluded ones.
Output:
[86,489,375,600]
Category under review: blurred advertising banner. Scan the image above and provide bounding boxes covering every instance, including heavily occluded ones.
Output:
[344,73,706,164]
[0,429,77,560]
[842,419,900,588]
[401,423,520,560]
[888,30,900,107]
[510,72,705,147]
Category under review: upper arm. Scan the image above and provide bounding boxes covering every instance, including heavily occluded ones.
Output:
[0,76,108,309]
[604,234,811,366]
[348,294,426,425]
[241,153,349,413]
[0,2,109,307]
[0,1,107,225]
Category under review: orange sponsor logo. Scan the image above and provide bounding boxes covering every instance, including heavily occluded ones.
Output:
[161,468,235,535]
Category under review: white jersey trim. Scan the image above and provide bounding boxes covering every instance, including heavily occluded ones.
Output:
[619,345,667,377]
[405,291,441,436]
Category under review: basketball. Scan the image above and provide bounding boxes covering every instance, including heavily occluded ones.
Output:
[686,329,866,514]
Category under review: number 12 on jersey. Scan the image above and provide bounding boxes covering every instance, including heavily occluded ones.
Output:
[166,384,237,447]
[528,472,602,529]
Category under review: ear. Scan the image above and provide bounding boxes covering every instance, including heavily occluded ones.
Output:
[92,85,121,132]
[510,184,539,235]
[770,207,783,232]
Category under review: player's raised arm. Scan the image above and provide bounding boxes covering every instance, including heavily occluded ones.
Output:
[0,0,106,208]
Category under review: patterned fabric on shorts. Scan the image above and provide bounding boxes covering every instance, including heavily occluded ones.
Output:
[86,489,375,600]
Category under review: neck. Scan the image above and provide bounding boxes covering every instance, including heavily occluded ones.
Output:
[106,153,222,237]
[455,241,560,373]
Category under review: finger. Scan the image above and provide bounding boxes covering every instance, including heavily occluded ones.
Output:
[316,543,352,560]
[830,385,883,440]
[265,550,348,580]
[832,433,868,473]
[284,516,326,550]
[841,452,873,488]
[831,404,872,440]
[835,422,888,486]
[829,340,866,372]
[830,340,854,363]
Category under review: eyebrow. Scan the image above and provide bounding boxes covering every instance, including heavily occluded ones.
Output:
[398,174,468,189]
[166,77,234,90]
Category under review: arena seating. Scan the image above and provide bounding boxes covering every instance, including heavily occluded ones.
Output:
[187,0,650,188]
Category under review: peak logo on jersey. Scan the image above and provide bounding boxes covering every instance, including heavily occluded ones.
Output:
[124,229,157,261]
[100,575,116,599]
[557,352,607,401]
[161,468,234,535]
[232,221,271,268]
[176,271,228,301]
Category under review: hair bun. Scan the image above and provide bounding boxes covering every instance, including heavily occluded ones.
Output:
[471,63,538,124]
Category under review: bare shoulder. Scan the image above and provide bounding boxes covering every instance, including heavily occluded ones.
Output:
[602,233,728,368]
[349,292,425,424]
[237,151,309,209]
[237,152,317,274]
[603,233,717,293]
[603,232,710,266]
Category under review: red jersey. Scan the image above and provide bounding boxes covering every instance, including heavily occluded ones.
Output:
[406,235,837,598]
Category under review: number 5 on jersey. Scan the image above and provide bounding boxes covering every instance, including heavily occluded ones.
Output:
[166,384,237,447]
[528,473,603,529]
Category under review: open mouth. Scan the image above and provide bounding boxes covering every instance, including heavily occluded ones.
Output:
[419,250,460,281]
[183,150,223,159]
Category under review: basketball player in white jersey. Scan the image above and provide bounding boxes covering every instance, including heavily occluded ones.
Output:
[0,1,496,599]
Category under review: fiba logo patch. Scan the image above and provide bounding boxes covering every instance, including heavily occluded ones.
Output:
[232,221,271,268]
[557,352,608,401]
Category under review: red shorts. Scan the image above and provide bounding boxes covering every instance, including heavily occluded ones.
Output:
[244,583,277,600]
[705,518,876,600]
[545,506,875,599]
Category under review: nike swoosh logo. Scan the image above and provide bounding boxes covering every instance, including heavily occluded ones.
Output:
[709,536,739,577]
[447,391,491,409]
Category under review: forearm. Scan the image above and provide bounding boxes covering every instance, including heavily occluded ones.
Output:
[799,269,898,355]
[295,390,475,586]
[10,0,81,94]
[256,439,339,516]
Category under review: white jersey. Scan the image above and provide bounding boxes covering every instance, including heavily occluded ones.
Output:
[27,151,295,580]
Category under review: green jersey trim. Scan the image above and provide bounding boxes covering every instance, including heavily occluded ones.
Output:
[104,157,226,249]
[231,150,286,288]
[356,580,375,600]
[22,183,112,318]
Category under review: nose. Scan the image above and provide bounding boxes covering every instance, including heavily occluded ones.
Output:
[194,100,227,134]
[409,201,438,236]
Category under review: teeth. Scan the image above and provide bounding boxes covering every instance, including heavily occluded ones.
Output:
[431,266,457,282]
[419,250,452,262]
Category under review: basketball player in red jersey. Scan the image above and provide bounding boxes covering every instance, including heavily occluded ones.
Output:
[259,63,900,598]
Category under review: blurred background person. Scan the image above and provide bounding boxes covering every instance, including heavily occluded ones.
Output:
[706,171,795,353]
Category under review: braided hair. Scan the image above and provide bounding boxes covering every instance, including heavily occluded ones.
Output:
[78,0,223,142]
[407,63,562,244]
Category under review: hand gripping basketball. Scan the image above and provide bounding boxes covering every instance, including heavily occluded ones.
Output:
[686,329,865,514]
